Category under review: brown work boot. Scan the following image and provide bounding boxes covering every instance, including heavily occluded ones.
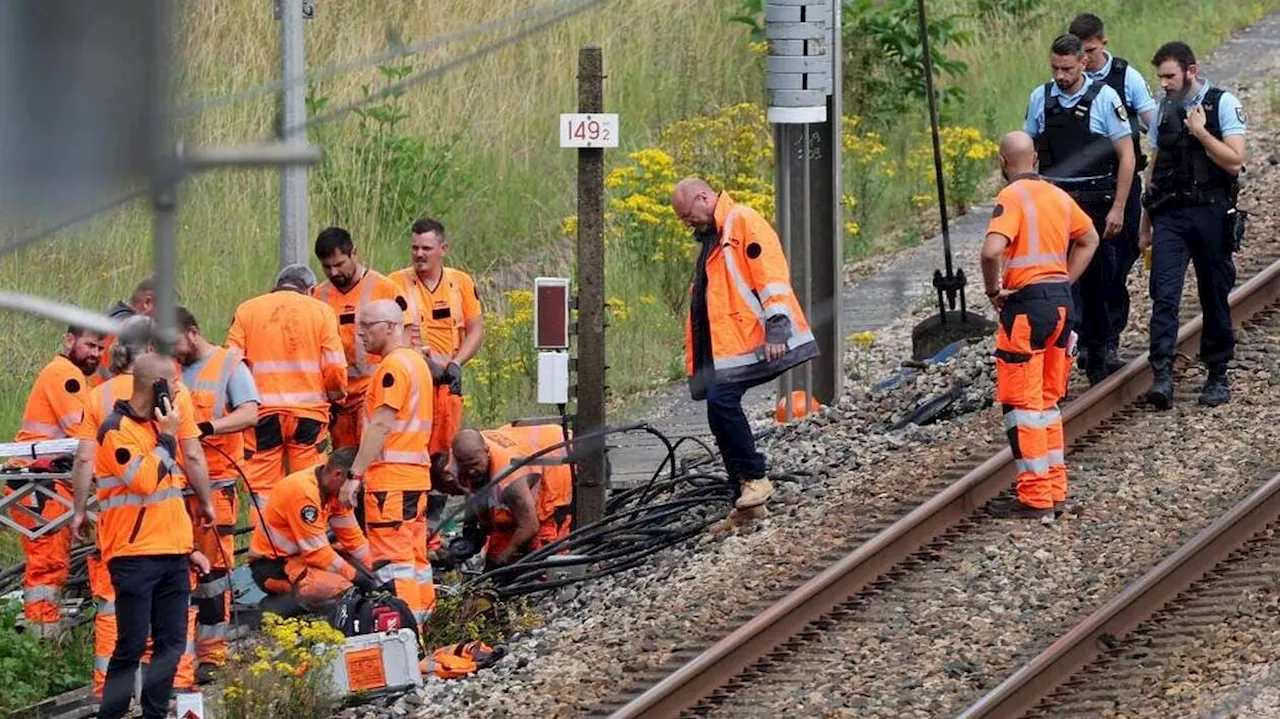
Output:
[711,504,770,534]
[734,477,774,510]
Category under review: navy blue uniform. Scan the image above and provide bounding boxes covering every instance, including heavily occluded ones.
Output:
[1145,81,1246,374]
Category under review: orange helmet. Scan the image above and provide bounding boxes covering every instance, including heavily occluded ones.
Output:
[775,390,822,424]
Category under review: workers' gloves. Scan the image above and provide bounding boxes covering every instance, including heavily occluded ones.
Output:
[442,362,463,396]
[353,571,381,594]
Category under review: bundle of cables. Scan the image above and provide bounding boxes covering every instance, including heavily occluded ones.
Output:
[435,422,776,598]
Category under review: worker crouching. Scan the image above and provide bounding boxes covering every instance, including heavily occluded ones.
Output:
[248,448,379,609]
[445,424,574,570]
[980,132,1100,522]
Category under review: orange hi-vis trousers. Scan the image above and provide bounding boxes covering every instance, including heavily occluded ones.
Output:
[363,487,436,623]
[88,554,197,700]
[994,282,1074,510]
[9,479,73,624]
[243,411,330,497]
[249,556,354,609]
[189,483,238,667]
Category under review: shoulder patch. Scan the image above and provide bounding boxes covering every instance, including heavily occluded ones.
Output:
[745,242,762,260]
[1236,106,1247,124]
[395,295,408,311]
[114,447,131,465]
[992,203,1005,218]
[64,378,81,394]
[381,372,396,388]
[300,504,320,525]
[1115,104,1128,122]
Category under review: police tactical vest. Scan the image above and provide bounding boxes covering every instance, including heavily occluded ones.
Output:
[1151,87,1235,200]
[1102,57,1147,172]
[1036,81,1119,181]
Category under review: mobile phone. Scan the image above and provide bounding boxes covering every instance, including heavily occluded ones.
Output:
[153,379,171,415]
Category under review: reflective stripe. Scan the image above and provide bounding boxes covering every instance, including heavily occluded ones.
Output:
[184,638,196,656]
[193,575,231,598]
[296,534,330,551]
[379,450,430,464]
[328,514,358,529]
[348,366,376,380]
[209,478,237,490]
[251,359,321,374]
[1047,449,1066,466]
[94,656,111,672]
[197,622,228,640]
[96,476,127,490]
[710,328,817,372]
[56,411,81,432]
[388,416,430,433]
[374,563,415,583]
[415,609,432,624]
[98,599,115,615]
[264,534,300,556]
[351,546,372,565]
[1007,252,1068,268]
[719,212,767,323]
[1007,182,1068,272]
[325,556,347,573]
[24,585,58,601]
[259,391,327,405]
[322,350,345,366]
[1002,408,1062,430]
[415,566,434,584]
[155,445,178,473]
[1015,457,1051,475]
[757,282,792,302]
[98,487,185,511]
[20,420,64,438]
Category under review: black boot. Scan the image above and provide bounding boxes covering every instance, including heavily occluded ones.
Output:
[1199,364,1230,407]
[1147,359,1174,410]
[1085,350,1109,387]
[1103,343,1126,375]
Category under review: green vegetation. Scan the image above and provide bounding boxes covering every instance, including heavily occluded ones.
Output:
[0,0,1275,433]
[0,603,93,715]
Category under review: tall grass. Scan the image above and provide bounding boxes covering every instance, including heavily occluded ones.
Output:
[0,0,1275,432]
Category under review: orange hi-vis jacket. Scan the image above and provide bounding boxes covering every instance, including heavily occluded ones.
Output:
[390,267,482,357]
[185,347,248,481]
[248,466,370,580]
[684,193,820,385]
[16,355,90,441]
[312,268,408,406]
[93,401,193,562]
[478,424,572,532]
[988,174,1094,291]
[72,374,201,470]
[364,347,433,490]
[226,290,347,423]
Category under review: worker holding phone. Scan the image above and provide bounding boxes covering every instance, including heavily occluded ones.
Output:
[85,353,215,719]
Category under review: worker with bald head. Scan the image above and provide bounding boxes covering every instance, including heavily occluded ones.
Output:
[980,131,1099,522]
[339,299,436,624]
[89,352,214,719]
[670,176,818,527]
[226,264,347,518]
[446,423,574,568]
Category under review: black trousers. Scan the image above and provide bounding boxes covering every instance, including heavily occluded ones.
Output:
[1148,201,1236,366]
[1106,177,1145,348]
[99,554,191,719]
[1071,198,1117,362]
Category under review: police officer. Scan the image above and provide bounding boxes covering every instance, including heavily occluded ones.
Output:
[1140,42,1247,408]
[1069,14,1159,373]
[1023,33,1135,386]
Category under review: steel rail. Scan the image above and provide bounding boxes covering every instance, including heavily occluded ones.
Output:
[607,256,1280,719]
[955,469,1280,719]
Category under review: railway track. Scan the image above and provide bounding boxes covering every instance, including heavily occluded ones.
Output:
[596,253,1280,718]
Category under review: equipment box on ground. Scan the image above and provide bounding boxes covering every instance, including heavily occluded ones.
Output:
[327,628,423,696]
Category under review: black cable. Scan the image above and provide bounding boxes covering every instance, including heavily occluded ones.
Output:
[293,0,610,134]
[174,0,599,118]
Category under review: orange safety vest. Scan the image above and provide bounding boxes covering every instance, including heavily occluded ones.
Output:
[683,192,819,385]
[988,175,1093,291]
[185,347,248,482]
[248,467,368,579]
[312,268,406,404]
[15,355,90,441]
[479,424,572,531]
[390,267,480,356]
[94,401,193,561]
[225,290,348,422]
[73,375,201,466]
[364,347,433,490]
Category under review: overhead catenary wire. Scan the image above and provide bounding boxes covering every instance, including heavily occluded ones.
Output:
[173,0,601,118]
[294,0,611,133]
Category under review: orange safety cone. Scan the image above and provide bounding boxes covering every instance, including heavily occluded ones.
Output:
[774,390,822,424]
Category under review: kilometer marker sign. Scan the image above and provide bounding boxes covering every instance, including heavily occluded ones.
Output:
[560,113,619,148]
